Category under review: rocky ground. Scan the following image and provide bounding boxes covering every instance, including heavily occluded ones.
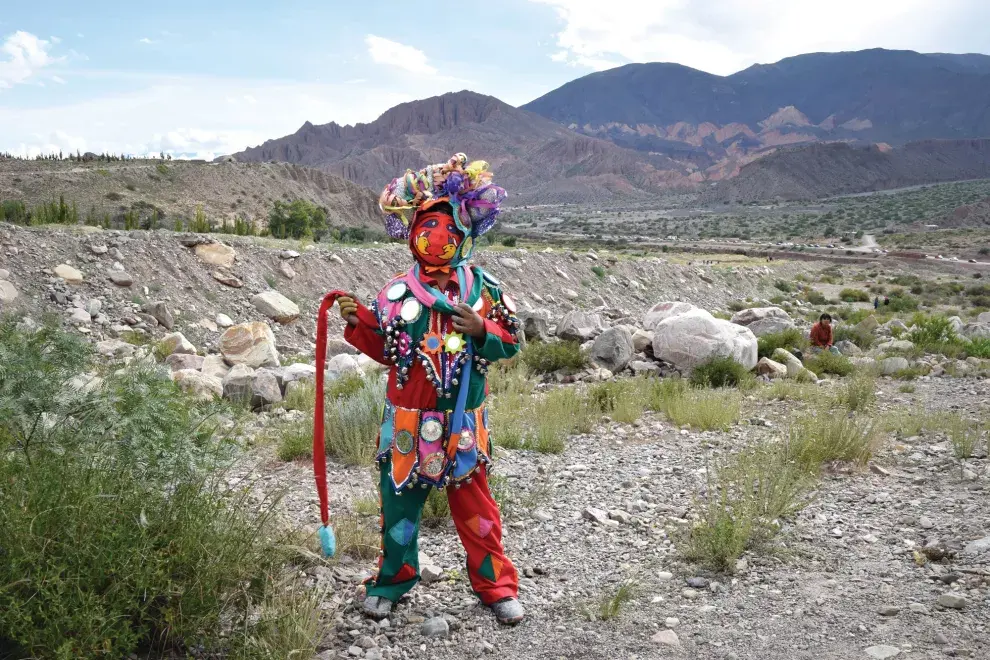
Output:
[239,376,990,660]
[2,223,989,660]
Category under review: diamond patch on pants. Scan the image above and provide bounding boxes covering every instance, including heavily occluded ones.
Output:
[388,563,417,584]
[466,514,494,539]
[478,553,504,583]
[388,518,416,546]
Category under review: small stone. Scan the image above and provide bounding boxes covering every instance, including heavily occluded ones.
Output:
[864,645,901,659]
[54,264,83,284]
[657,571,674,582]
[830,527,843,538]
[347,645,364,658]
[687,577,709,589]
[608,509,632,524]
[365,650,382,660]
[681,588,700,600]
[919,517,934,530]
[878,606,900,616]
[908,603,928,615]
[195,242,236,267]
[69,308,91,325]
[420,565,444,584]
[212,269,243,288]
[108,271,133,287]
[420,616,449,639]
[664,617,679,628]
[582,507,609,524]
[89,244,108,255]
[651,629,680,647]
[934,632,949,645]
[937,593,968,609]
[216,313,234,328]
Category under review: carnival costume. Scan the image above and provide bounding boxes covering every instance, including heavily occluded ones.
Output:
[341,154,523,622]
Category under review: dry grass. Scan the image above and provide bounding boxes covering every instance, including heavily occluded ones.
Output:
[651,381,741,431]
[581,580,639,622]
[787,412,878,474]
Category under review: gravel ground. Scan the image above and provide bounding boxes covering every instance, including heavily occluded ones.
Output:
[239,377,990,660]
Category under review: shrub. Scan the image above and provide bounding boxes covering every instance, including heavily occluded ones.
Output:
[908,314,963,355]
[501,236,517,247]
[805,351,855,377]
[786,412,877,474]
[690,356,750,388]
[421,489,452,527]
[774,280,794,293]
[276,420,312,461]
[520,340,588,375]
[587,379,647,424]
[267,199,327,240]
[591,265,606,279]
[804,289,828,305]
[839,288,870,303]
[653,385,740,431]
[832,375,877,412]
[833,324,875,349]
[965,337,990,359]
[322,375,387,464]
[682,443,812,572]
[582,580,639,621]
[0,320,302,658]
[757,328,808,360]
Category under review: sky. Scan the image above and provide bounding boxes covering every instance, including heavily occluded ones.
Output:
[2,0,989,161]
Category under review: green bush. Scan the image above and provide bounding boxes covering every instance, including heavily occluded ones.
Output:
[520,340,588,375]
[833,324,875,349]
[323,375,387,464]
[757,328,808,359]
[804,289,828,305]
[267,199,328,240]
[591,265,606,279]
[0,320,307,658]
[804,350,855,377]
[690,356,751,388]
[966,337,990,359]
[774,280,794,293]
[501,236,518,247]
[908,314,961,353]
[839,288,870,303]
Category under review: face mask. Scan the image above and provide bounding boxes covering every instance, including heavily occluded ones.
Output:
[412,211,463,268]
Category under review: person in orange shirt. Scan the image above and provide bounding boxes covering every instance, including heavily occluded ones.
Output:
[810,313,840,354]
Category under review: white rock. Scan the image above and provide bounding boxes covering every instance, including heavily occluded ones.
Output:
[590,327,634,372]
[651,630,680,647]
[653,308,758,373]
[69,308,91,325]
[215,313,234,328]
[54,264,83,284]
[864,645,901,659]
[581,507,610,524]
[557,311,606,342]
[756,357,787,379]
[643,301,698,331]
[220,322,280,368]
[880,357,910,376]
[194,242,236,267]
[252,291,300,324]
[201,354,231,380]
[95,339,135,359]
[160,332,196,356]
[730,306,795,337]
[283,363,317,383]
[0,279,18,304]
[328,354,360,376]
[172,370,223,400]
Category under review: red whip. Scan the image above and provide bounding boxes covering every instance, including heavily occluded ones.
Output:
[313,290,349,556]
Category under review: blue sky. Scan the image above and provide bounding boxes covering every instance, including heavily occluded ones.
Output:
[2,0,989,160]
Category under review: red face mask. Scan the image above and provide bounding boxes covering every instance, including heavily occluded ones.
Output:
[411,211,463,270]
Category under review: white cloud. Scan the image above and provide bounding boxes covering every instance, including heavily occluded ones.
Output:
[51,75,66,84]
[0,31,60,89]
[365,35,437,75]
[138,37,155,44]
[530,0,985,75]
[0,74,434,160]
[50,36,61,44]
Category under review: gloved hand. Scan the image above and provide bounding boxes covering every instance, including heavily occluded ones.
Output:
[337,295,359,326]
[451,302,486,338]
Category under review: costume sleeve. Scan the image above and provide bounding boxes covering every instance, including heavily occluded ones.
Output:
[474,285,521,363]
[343,302,390,365]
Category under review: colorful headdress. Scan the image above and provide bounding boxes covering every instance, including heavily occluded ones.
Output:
[379,153,506,264]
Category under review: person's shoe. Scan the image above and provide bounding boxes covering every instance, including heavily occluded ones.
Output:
[362,595,393,620]
[490,597,524,625]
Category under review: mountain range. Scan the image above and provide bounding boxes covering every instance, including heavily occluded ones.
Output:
[232,48,990,203]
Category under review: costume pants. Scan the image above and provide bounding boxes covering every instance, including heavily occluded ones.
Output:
[366,458,518,605]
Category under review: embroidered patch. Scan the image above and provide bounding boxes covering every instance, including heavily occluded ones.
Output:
[471,296,484,312]
[466,514,494,539]
[420,418,444,443]
[478,553,504,583]
[444,331,466,354]
[388,519,416,546]
[420,452,446,479]
[421,332,443,354]
[502,293,517,313]
[389,563,417,584]
[457,428,475,451]
[394,430,415,455]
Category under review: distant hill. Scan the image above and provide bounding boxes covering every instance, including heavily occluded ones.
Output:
[231,91,696,204]
[522,49,990,182]
[0,159,379,228]
[705,139,990,203]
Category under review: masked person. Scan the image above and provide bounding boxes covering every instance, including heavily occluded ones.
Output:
[336,154,524,625]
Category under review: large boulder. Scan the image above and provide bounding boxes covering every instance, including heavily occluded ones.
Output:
[652,309,758,373]
[556,310,606,342]
[756,357,787,379]
[54,264,83,284]
[252,368,283,407]
[327,354,360,377]
[517,309,552,342]
[142,301,174,330]
[771,348,817,382]
[590,327,635,372]
[643,301,698,331]
[856,315,880,334]
[961,323,990,340]
[730,307,795,337]
[880,356,910,375]
[222,364,255,403]
[165,353,205,372]
[948,316,965,334]
[172,370,222,401]
[283,363,317,384]
[834,339,862,356]
[194,242,236,268]
[877,339,915,352]
[160,332,196,356]
[220,322,280,367]
[252,291,300,324]
[202,354,231,380]
[95,339,136,359]
[631,328,654,354]
[978,311,990,324]
[0,279,18,304]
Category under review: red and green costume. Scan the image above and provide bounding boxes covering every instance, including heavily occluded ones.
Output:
[344,154,520,605]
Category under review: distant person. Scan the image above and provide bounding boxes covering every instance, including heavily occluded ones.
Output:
[873,296,880,310]
[810,313,839,354]
[884,296,890,306]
